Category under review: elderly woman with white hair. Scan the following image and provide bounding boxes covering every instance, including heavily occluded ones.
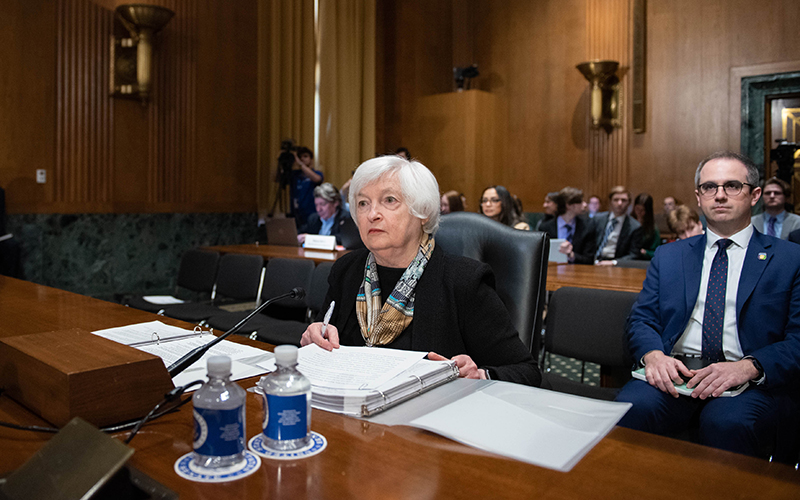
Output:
[300,156,540,385]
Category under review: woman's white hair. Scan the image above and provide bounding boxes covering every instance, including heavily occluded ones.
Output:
[348,155,441,235]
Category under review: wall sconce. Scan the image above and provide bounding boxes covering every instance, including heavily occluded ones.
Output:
[110,4,174,104]
[576,60,621,133]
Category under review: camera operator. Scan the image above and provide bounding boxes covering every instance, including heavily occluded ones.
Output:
[276,142,323,228]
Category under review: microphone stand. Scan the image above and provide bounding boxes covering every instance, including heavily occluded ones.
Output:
[167,287,306,378]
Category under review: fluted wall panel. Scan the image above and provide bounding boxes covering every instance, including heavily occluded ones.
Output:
[55,0,114,205]
[585,0,631,197]
[147,0,197,204]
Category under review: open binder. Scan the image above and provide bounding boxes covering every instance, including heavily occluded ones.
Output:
[260,345,460,417]
[312,359,459,416]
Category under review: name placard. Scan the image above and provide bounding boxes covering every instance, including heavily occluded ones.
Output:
[304,234,336,251]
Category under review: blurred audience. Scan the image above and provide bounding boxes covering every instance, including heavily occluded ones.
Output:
[631,193,660,260]
[587,195,601,218]
[538,187,597,264]
[298,183,351,245]
[751,177,800,239]
[479,185,530,230]
[440,190,464,214]
[667,205,704,240]
[594,186,642,265]
[537,191,559,230]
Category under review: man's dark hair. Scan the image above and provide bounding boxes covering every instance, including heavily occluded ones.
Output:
[695,151,759,187]
[297,146,313,159]
[764,176,791,198]
[555,187,584,216]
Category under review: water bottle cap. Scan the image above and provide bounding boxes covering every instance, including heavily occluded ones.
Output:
[207,355,231,376]
[273,345,298,366]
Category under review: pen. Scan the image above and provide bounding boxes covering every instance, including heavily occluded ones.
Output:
[321,301,335,338]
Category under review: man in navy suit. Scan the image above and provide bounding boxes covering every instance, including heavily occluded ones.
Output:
[616,151,800,457]
[593,186,643,264]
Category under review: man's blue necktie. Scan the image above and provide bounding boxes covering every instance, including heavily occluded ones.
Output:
[595,217,617,259]
[566,224,574,243]
[767,216,777,237]
[702,238,732,362]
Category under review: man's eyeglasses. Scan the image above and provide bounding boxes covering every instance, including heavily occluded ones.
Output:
[696,181,755,198]
[481,198,501,204]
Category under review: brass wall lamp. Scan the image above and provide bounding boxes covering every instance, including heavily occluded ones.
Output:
[576,60,621,133]
[110,4,175,104]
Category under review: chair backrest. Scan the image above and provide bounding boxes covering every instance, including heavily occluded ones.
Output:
[615,259,651,270]
[545,287,638,367]
[307,261,333,314]
[436,211,549,353]
[260,258,315,310]
[176,249,220,293]
[214,253,265,300]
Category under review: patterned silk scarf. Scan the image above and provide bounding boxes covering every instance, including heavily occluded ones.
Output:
[356,234,435,346]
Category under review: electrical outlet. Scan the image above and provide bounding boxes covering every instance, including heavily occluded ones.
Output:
[36,169,46,184]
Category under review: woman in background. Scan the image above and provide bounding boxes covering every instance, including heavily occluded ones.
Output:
[631,193,660,259]
[479,185,530,230]
[440,190,464,214]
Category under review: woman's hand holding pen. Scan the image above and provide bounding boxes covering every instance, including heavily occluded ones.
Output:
[300,322,340,350]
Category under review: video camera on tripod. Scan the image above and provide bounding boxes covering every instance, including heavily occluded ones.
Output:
[277,139,298,188]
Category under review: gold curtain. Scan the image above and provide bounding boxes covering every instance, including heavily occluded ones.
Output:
[257,0,316,216]
[317,0,376,190]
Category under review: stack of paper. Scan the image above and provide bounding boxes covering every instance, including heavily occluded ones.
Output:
[260,345,459,416]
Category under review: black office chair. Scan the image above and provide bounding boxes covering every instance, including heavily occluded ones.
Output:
[252,261,334,346]
[435,211,549,355]
[161,253,264,323]
[541,286,638,401]
[615,259,651,270]
[205,258,316,336]
[124,249,220,313]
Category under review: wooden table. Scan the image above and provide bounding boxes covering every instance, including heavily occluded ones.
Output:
[547,262,647,293]
[1,277,799,499]
[203,244,350,264]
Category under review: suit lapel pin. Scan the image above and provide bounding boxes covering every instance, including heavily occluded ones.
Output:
[758,252,767,260]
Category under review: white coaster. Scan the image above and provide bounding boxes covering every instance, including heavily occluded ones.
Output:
[248,431,327,460]
[174,450,261,483]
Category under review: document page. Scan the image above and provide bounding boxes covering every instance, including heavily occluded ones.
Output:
[92,321,200,346]
[407,382,631,472]
[261,344,428,389]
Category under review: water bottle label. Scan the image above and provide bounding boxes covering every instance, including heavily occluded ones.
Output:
[263,394,307,441]
[193,407,245,456]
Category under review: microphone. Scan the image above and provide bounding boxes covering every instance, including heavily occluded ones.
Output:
[167,287,306,378]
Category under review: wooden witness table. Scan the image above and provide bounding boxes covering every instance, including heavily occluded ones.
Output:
[1,277,799,499]
[203,243,350,264]
[546,262,648,293]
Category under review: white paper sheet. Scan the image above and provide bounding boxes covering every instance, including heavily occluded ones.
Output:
[93,320,199,346]
[261,344,428,390]
[142,295,186,305]
[406,382,631,472]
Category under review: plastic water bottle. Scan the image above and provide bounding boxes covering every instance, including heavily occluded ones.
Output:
[257,345,312,450]
[192,356,247,468]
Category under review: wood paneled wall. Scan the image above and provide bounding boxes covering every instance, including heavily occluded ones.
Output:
[1,0,257,214]
[378,0,800,213]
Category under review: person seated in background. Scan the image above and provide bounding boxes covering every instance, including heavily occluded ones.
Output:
[655,195,680,235]
[536,191,559,230]
[668,205,704,240]
[586,195,601,218]
[440,190,464,214]
[479,185,530,230]
[751,177,800,240]
[300,155,540,386]
[616,151,800,458]
[632,193,661,260]
[593,186,642,266]
[538,187,597,264]
[297,183,352,245]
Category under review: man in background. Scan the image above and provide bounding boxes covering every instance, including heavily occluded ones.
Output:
[751,177,800,240]
[593,186,642,265]
[290,146,323,228]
